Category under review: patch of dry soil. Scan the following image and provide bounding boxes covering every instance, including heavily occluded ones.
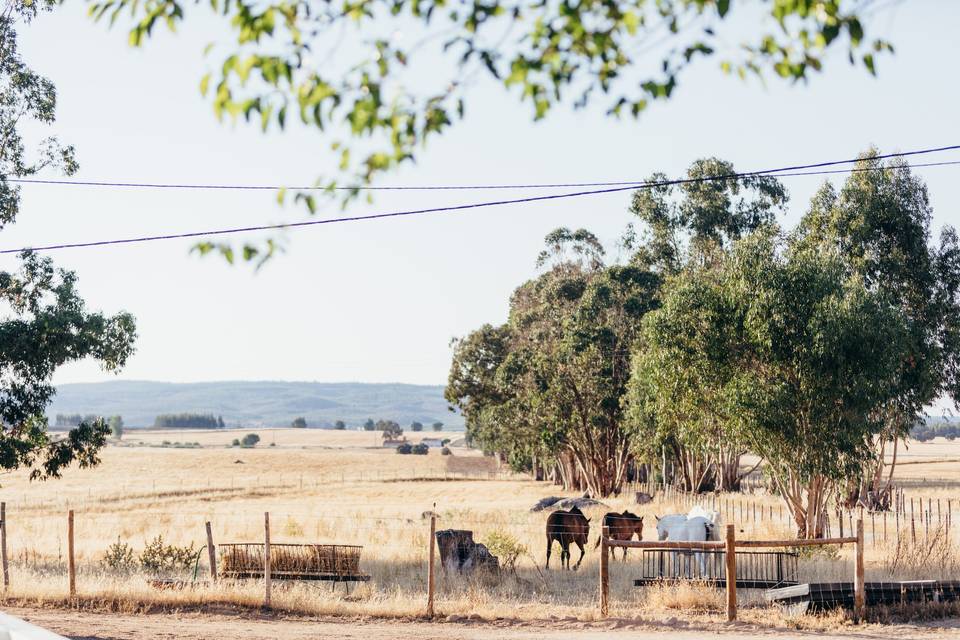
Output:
[8,607,960,640]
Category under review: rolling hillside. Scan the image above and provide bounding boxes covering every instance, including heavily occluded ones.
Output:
[48,380,462,429]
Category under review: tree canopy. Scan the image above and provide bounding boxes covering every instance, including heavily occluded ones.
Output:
[448,152,960,527]
[86,0,895,263]
[629,227,910,535]
[0,0,138,479]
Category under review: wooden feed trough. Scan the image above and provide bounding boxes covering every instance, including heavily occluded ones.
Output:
[219,543,370,584]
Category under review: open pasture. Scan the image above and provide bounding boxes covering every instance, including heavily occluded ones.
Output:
[1,430,960,623]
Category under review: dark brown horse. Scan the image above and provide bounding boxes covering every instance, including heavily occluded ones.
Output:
[594,511,644,560]
[545,506,590,570]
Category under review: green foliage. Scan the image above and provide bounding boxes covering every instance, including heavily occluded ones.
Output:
[795,152,960,430]
[102,538,137,572]
[363,419,376,431]
[395,442,413,455]
[431,422,443,432]
[154,413,223,429]
[0,5,136,478]
[912,421,960,443]
[0,253,135,479]
[412,443,429,455]
[410,421,423,432]
[447,227,660,496]
[85,0,893,263]
[241,433,260,447]
[378,420,403,440]
[139,535,197,574]
[231,438,241,447]
[54,414,100,429]
[333,420,346,430]
[290,416,307,428]
[628,157,787,273]
[483,531,527,575]
[628,226,911,535]
[108,415,124,439]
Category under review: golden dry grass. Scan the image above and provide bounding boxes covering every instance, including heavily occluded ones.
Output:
[1,429,959,624]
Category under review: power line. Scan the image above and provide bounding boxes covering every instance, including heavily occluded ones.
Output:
[5,145,959,192]
[2,151,958,256]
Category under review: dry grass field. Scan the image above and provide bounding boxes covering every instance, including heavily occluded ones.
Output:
[2,429,960,627]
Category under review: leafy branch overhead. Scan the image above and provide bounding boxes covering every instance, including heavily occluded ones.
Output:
[87,0,893,262]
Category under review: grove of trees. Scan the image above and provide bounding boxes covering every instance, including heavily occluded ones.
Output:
[153,414,225,429]
[446,153,960,538]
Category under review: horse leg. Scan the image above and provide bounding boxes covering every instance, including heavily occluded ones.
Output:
[545,536,552,570]
[573,540,585,571]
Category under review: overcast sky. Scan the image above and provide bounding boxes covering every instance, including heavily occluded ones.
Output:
[5,1,958,410]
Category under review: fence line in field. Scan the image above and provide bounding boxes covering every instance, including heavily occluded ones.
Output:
[0,500,881,623]
[5,468,525,513]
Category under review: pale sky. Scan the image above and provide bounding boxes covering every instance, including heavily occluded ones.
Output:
[4,1,959,411]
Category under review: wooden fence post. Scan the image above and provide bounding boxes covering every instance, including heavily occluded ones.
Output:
[1,502,8,589]
[264,512,271,608]
[68,510,76,598]
[205,521,217,582]
[426,509,437,617]
[854,519,865,623]
[599,525,609,617]
[725,524,737,622]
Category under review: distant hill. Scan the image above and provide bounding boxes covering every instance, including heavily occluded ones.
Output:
[48,380,462,429]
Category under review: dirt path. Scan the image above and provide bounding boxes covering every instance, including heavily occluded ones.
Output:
[8,607,960,640]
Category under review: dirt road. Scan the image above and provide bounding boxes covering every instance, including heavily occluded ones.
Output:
[9,607,960,640]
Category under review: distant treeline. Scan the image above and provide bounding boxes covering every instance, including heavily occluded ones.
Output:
[54,413,101,427]
[911,421,960,442]
[154,413,225,429]
[360,419,443,432]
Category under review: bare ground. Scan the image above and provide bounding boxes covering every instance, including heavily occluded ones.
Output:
[8,607,960,640]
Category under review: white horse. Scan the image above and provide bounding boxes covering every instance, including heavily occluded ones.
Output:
[655,507,721,577]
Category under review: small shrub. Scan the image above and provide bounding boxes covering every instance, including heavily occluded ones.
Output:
[140,535,197,574]
[396,442,413,455]
[241,433,260,447]
[162,440,171,446]
[231,439,240,447]
[102,538,137,572]
[484,531,527,576]
[269,442,276,447]
[441,438,451,445]
[440,446,452,456]
[283,516,304,537]
[412,443,429,455]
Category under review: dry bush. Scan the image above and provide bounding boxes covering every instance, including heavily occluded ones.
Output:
[640,581,724,612]
[882,525,960,579]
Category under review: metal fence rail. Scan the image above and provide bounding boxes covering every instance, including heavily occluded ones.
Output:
[634,548,798,589]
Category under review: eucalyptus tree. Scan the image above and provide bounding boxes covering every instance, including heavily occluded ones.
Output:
[0,0,137,478]
[87,0,895,262]
[448,228,658,496]
[629,228,909,537]
[794,153,960,509]
[625,158,787,490]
